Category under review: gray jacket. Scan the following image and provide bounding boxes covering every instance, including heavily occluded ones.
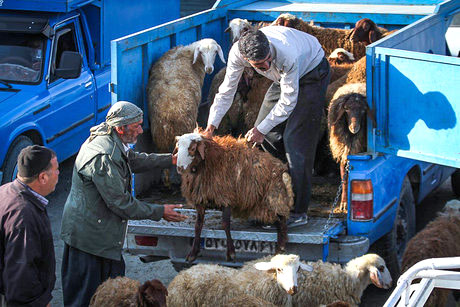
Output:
[61,132,171,260]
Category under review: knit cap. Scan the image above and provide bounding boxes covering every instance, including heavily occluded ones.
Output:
[17,145,54,177]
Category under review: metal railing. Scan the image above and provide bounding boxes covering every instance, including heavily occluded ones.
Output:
[384,257,460,307]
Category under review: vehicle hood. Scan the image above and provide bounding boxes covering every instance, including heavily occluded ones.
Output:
[0,90,20,104]
[0,88,45,121]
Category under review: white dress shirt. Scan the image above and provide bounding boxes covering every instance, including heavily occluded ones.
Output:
[208,25,325,135]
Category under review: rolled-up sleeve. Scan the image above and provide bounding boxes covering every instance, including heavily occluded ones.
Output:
[89,155,164,221]
[257,60,300,135]
[208,44,246,129]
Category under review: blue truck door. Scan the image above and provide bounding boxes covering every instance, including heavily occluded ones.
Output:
[41,18,96,158]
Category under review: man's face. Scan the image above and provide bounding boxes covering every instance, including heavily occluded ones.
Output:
[247,52,272,71]
[42,157,59,196]
[118,120,143,144]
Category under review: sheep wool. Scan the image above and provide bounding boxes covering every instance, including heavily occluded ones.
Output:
[401,200,460,307]
[147,39,224,152]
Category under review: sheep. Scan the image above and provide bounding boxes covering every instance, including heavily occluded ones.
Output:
[271,13,368,59]
[327,83,374,212]
[328,48,356,83]
[349,18,389,45]
[290,253,392,306]
[167,254,313,307]
[174,132,294,262]
[89,276,168,307]
[225,18,252,43]
[401,199,460,307]
[227,295,277,307]
[147,38,226,152]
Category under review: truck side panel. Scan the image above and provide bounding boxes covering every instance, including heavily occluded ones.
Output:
[367,1,460,168]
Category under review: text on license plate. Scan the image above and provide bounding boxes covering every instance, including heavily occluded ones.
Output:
[202,238,275,253]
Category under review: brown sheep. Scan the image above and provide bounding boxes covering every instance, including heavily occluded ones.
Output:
[401,200,460,307]
[328,83,374,212]
[174,132,293,262]
[147,39,225,152]
[349,18,389,45]
[326,56,366,104]
[89,277,168,307]
[272,13,368,60]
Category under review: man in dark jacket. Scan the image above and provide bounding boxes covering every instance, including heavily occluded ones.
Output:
[61,101,187,306]
[0,145,59,307]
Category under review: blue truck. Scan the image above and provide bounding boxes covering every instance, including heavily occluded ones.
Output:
[113,0,460,277]
[0,0,180,184]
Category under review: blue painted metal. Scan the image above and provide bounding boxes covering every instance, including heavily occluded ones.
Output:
[367,0,460,168]
[0,0,181,174]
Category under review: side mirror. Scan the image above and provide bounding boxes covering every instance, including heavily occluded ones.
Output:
[55,51,82,79]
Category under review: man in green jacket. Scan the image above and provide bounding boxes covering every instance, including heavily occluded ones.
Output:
[60,101,187,307]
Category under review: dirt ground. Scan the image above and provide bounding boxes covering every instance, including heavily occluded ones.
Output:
[47,156,458,306]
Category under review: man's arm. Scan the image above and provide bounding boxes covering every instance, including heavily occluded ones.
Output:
[127,150,172,173]
[207,44,246,133]
[3,212,52,306]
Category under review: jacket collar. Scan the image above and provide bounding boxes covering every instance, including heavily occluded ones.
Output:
[12,179,46,212]
[111,131,129,158]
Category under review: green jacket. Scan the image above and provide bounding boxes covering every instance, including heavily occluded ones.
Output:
[61,132,171,260]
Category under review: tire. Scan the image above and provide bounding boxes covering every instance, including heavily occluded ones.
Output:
[1,136,34,184]
[370,176,415,280]
[451,169,460,197]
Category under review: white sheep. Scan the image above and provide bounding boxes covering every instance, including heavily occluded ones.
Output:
[167,254,312,307]
[291,253,392,306]
[147,38,226,152]
[225,18,252,43]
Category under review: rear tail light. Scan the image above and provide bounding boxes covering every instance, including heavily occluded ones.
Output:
[135,236,158,246]
[351,180,373,221]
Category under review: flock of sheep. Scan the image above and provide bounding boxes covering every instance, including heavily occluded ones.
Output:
[89,13,460,307]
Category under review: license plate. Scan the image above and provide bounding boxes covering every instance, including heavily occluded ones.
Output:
[203,238,276,254]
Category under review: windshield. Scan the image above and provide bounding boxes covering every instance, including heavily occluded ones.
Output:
[0,33,46,84]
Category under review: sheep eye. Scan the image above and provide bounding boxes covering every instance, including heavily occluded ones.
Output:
[378,266,385,272]
[276,268,282,273]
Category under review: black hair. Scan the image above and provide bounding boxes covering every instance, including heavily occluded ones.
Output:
[238,29,270,61]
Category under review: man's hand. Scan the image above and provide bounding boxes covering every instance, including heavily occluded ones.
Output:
[163,204,188,222]
[245,127,265,144]
[203,125,216,138]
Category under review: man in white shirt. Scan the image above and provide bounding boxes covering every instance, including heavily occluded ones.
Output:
[205,26,330,227]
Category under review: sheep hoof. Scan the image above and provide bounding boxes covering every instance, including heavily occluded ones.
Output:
[186,251,199,263]
[226,251,236,262]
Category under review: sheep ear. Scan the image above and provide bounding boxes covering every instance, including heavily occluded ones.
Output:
[217,44,226,64]
[368,30,380,43]
[299,263,313,272]
[193,46,200,64]
[346,28,354,41]
[333,108,346,125]
[197,141,205,160]
[254,262,275,271]
[369,267,383,288]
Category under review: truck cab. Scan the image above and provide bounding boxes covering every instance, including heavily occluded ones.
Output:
[0,0,179,184]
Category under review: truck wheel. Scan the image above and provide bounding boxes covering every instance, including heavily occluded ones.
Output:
[1,136,34,184]
[370,177,415,280]
[172,261,194,273]
[451,169,460,197]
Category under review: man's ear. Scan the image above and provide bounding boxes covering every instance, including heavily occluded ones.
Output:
[114,126,124,135]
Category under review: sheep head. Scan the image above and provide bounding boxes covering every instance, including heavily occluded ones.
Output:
[329,48,355,65]
[272,13,299,28]
[137,279,168,307]
[225,18,252,43]
[349,18,382,44]
[333,93,368,134]
[345,254,392,289]
[254,254,313,295]
[174,133,205,174]
[192,38,226,74]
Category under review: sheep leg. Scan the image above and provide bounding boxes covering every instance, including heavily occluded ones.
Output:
[339,162,348,212]
[276,215,288,254]
[222,206,236,261]
[186,205,205,263]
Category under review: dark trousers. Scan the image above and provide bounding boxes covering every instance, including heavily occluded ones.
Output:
[255,57,331,214]
[61,244,125,307]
